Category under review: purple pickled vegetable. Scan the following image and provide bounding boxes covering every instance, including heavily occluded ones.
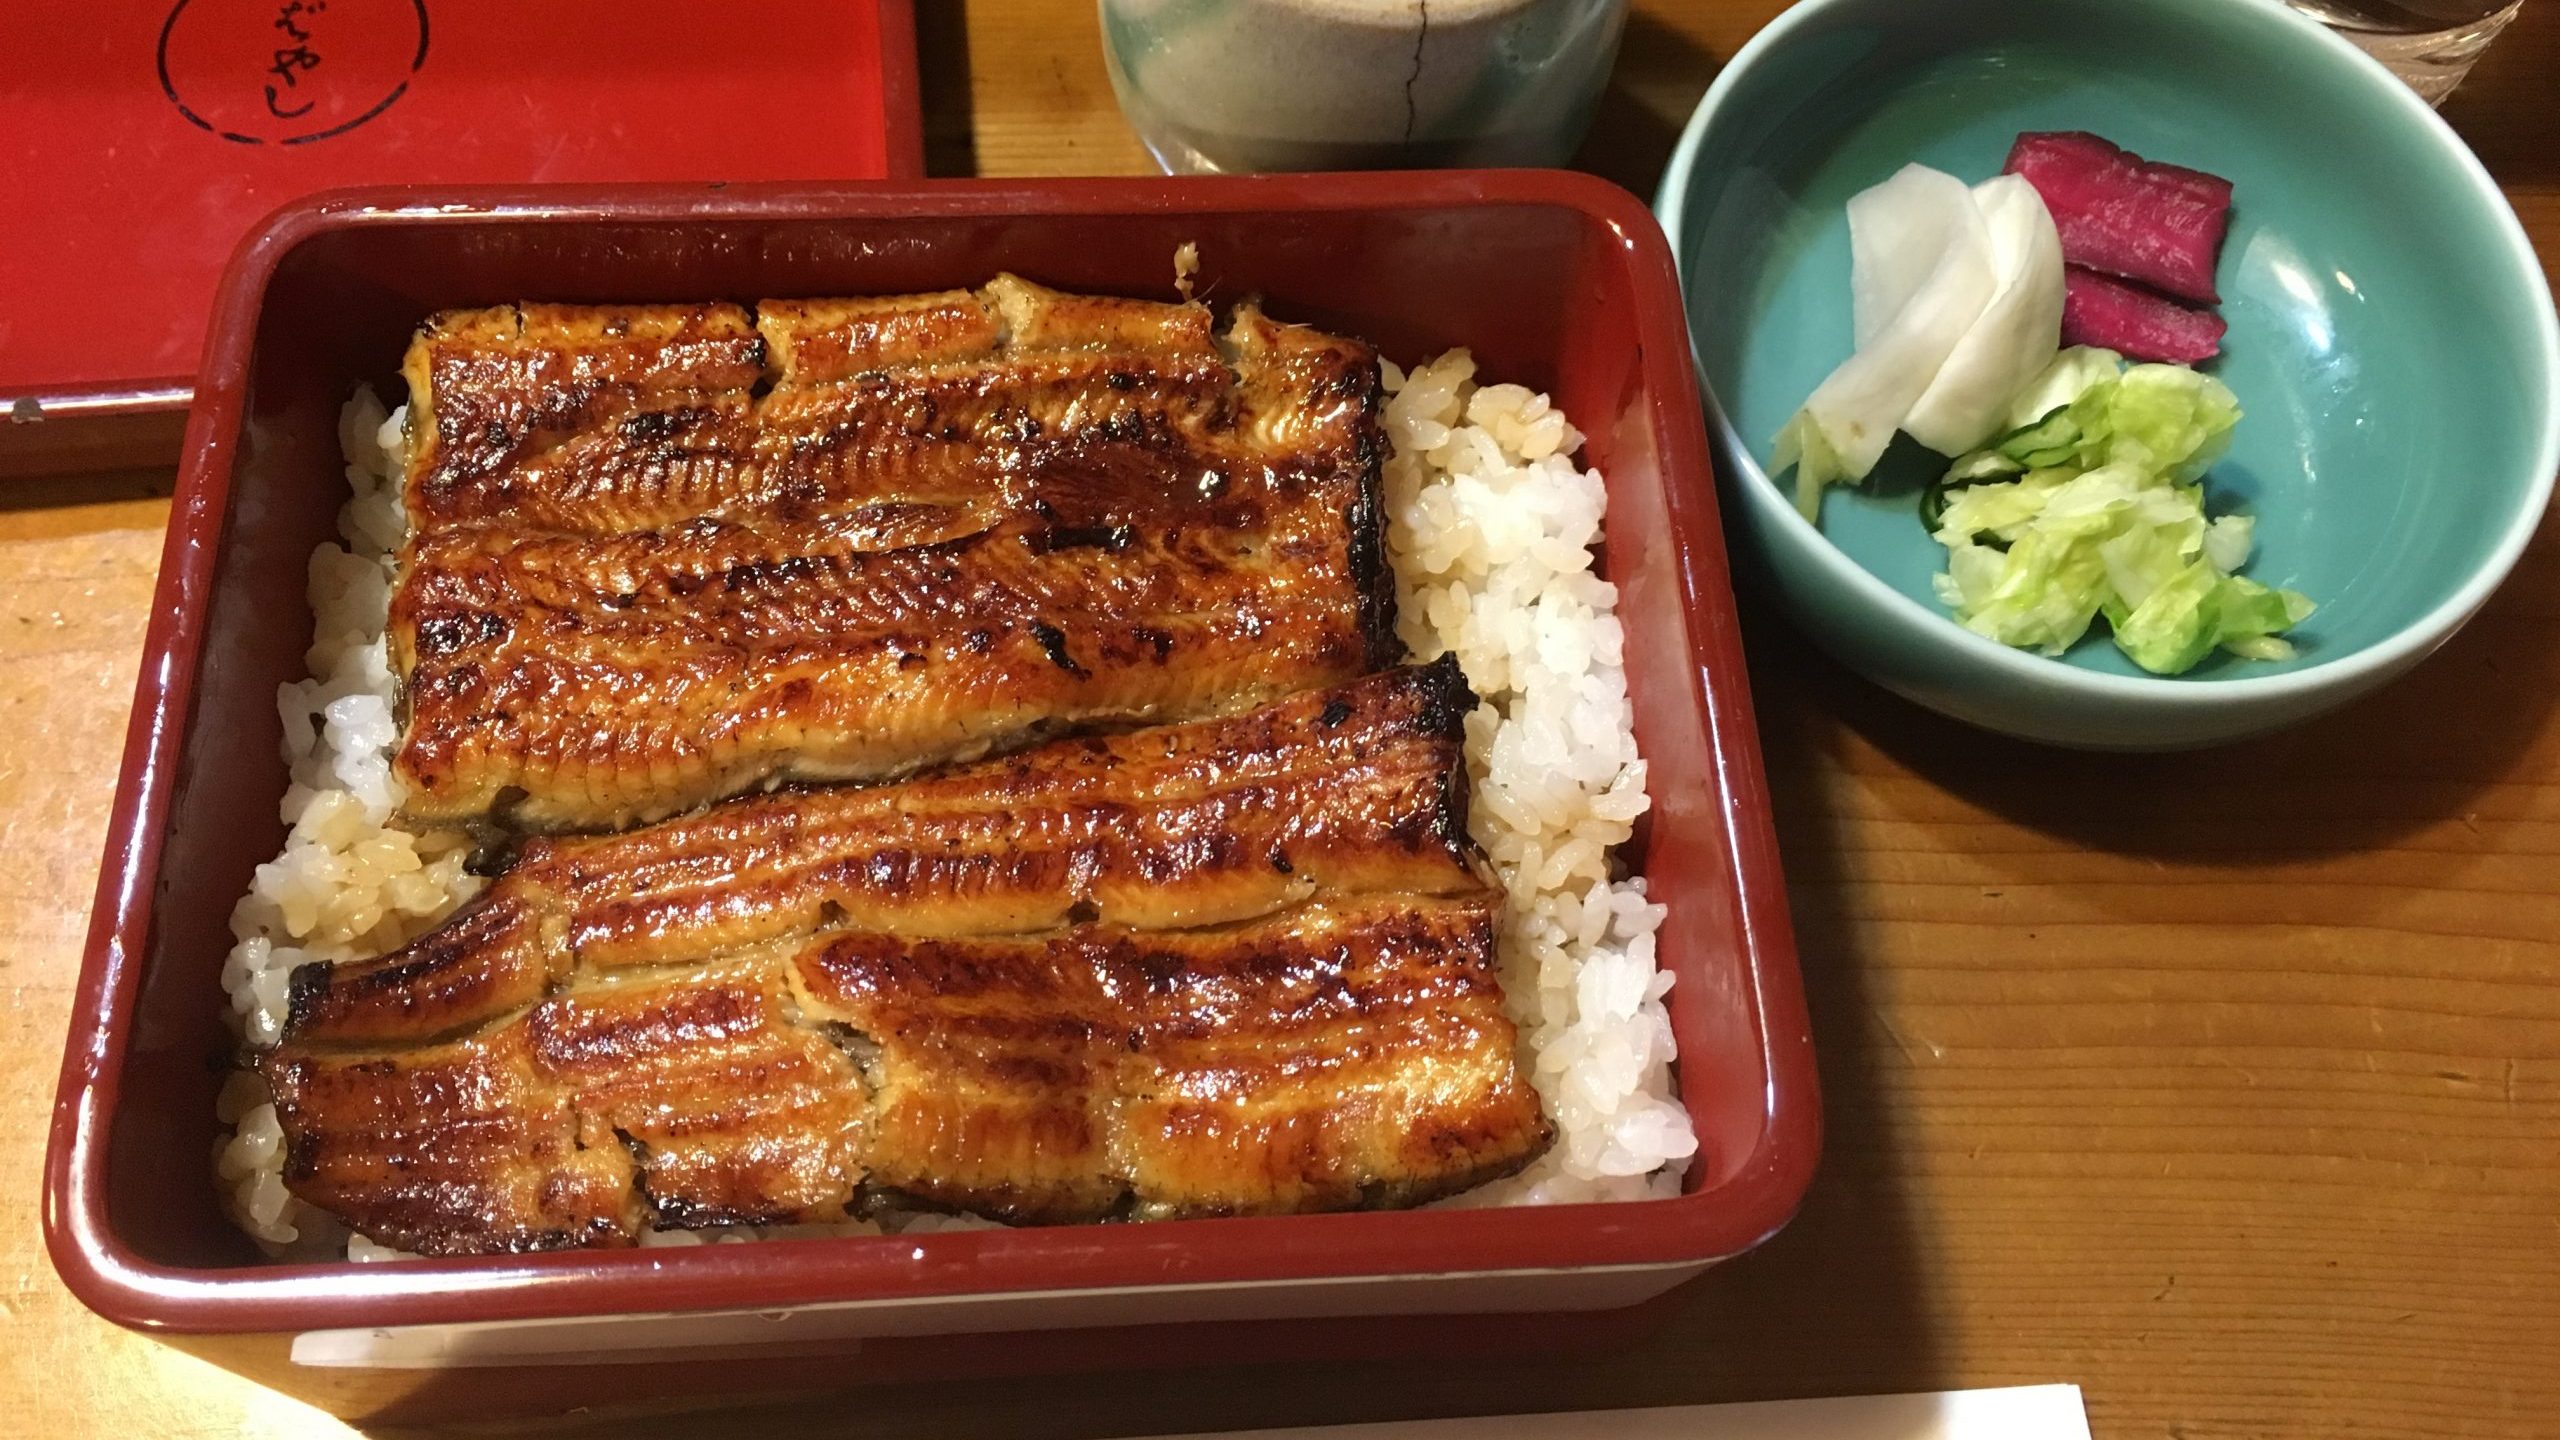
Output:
[2006,131,2232,306]
[2061,266,2227,364]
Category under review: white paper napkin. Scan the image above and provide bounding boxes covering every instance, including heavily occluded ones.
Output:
[1128,1385,2093,1440]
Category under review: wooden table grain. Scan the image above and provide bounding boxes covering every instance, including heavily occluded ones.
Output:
[5,4,2556,1437]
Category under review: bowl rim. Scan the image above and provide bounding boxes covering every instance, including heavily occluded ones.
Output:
[1654,0,2560,706]
[42,170,1824,1335]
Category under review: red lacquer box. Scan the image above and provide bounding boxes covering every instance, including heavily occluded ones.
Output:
[0,0,921,476]
[43,173,1819,1425]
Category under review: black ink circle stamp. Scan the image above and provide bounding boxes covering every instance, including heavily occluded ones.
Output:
[158,0,429,145]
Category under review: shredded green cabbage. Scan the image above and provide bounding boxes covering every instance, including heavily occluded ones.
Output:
[1930,349,2312,674]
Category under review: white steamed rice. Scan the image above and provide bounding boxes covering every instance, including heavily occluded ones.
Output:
[213,390,482,1255]
[1381,352,1694,1206]
[214,351,1694,1257]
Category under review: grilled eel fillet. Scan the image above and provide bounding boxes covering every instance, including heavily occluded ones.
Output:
[261,664,1552,1251]
[392,276,1394,831]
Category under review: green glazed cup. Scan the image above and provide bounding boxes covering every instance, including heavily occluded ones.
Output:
[1657,0,2558,749]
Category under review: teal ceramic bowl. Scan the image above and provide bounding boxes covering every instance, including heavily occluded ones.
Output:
[1657,0,2559,749]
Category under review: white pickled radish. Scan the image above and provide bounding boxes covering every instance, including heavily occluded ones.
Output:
[1772,164,1996,518]
[1851,170,1974,349]
[1900,175,2065,456]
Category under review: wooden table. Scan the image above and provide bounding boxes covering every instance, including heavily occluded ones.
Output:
[5,4,2555,1436]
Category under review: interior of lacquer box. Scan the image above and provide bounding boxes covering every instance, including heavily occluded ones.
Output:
[98,194,1780,1276]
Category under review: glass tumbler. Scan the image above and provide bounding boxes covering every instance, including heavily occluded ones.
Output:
[1100,0,1629,174]
[2287,0,2525,105]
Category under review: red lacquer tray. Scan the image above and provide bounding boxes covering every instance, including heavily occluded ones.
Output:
[0,0,921,468]
[43,173,1819,1425]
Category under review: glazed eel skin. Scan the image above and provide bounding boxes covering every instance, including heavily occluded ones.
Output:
[262,664,1554,1252]
[391,276,1393,832]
